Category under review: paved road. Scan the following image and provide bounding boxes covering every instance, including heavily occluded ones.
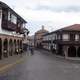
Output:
[0,50,80,80]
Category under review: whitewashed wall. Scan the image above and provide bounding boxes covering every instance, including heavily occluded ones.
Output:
[62,34,69,41]
[75,34,79,41]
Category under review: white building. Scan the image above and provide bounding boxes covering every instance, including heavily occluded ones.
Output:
[0,1,28,59]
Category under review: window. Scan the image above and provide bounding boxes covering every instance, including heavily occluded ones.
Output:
[2,10,7,20]
[8,11,11,21]
[11,14,17,24]
[75,34,79,41]
[57,34,61,40]
[62,34,69,41]
[52,34,56,40]
[70,34,75,41]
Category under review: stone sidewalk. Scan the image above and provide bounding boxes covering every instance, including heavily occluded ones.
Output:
[38,49,80,63]
[0,53,27,73]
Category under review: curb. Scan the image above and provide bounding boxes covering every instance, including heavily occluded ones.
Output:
[55,55,80,63]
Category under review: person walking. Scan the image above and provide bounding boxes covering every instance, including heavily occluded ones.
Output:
[30,46,34,55]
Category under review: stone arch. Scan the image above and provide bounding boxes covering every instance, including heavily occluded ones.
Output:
[3,38,8,57]
[9,39,13,56]
[68,46,76,57]
[20,40,23,54]
[0,38,2,59]
[77,47,80,57]
[14,39,16,54]
[57,44,63,56]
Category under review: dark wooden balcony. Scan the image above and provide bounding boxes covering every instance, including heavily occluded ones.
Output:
[16,27,24,34]
[8,21,17,31]
[53,39,80,45]
[2,20,17,31]
[2,20,8,29]
[2,20,26,34]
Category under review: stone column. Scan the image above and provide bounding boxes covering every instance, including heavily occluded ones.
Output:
[63,46,68,58]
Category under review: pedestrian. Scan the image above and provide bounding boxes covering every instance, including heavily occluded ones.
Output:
[30,46,34,55]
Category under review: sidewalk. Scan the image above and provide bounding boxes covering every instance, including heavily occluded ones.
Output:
[54,54,80,63]
[39,49,80,63]
[0,53,27,73]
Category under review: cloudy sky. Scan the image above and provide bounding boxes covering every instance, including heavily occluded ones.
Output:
[1,0,80,35]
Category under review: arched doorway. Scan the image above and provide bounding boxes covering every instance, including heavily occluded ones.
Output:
[68,46,76,57]
[9,39,13,56]
[57,44,63,56]
[3,39,8,57]
[14,39,16,55]
[0,38,2,59]
[16,40,19,55]
[77,47,80,57]
[20,40,23,54]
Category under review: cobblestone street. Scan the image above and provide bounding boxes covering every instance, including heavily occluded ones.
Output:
[0,50,80,80]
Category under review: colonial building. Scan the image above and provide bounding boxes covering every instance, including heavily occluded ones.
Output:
[28,35,35,46]
[42,32,56,50]
[42,24,80,58]
[34,25,49,48]
[0,1,28,59]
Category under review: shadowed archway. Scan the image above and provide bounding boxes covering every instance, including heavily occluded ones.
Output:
[3,39,8,57]
[14,39,16,54]
[9,39,13,56]
[20,40,23,54]
[0,38,2,59]
[68,46,76,57]
[77,47,80,57]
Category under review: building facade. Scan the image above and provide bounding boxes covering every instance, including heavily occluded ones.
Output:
[34,25,49,48]
[42,24,80,58]
[42,32,56,50]
[0,1,28,59]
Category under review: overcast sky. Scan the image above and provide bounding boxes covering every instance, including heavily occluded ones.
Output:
[1,0,80,35]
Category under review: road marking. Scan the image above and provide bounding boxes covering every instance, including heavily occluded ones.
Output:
[0,58,24,73]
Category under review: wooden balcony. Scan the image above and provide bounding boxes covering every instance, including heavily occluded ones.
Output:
[8,21,17,31]
[2,20,8,29]
[2,20,17,31]
[53,39,80,45]
[16,27,24,34]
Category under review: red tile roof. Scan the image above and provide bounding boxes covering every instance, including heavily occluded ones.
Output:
[60,24,80,31]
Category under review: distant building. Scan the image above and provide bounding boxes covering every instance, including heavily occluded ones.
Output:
[42,32,56,50]
[0,1,28,59]
[27,35,35,46]
[34,25,49,48]
[42,24,80,58]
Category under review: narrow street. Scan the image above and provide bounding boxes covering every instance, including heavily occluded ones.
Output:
[0,50,80,80]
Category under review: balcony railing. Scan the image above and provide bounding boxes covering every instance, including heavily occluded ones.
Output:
[2,20,17,31]
[8,21,17,31]
[53,39,80,45]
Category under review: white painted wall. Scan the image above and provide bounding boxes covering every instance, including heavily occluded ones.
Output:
[75,34,79,41]
[52,34,56,40]
[62,34,69,41]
